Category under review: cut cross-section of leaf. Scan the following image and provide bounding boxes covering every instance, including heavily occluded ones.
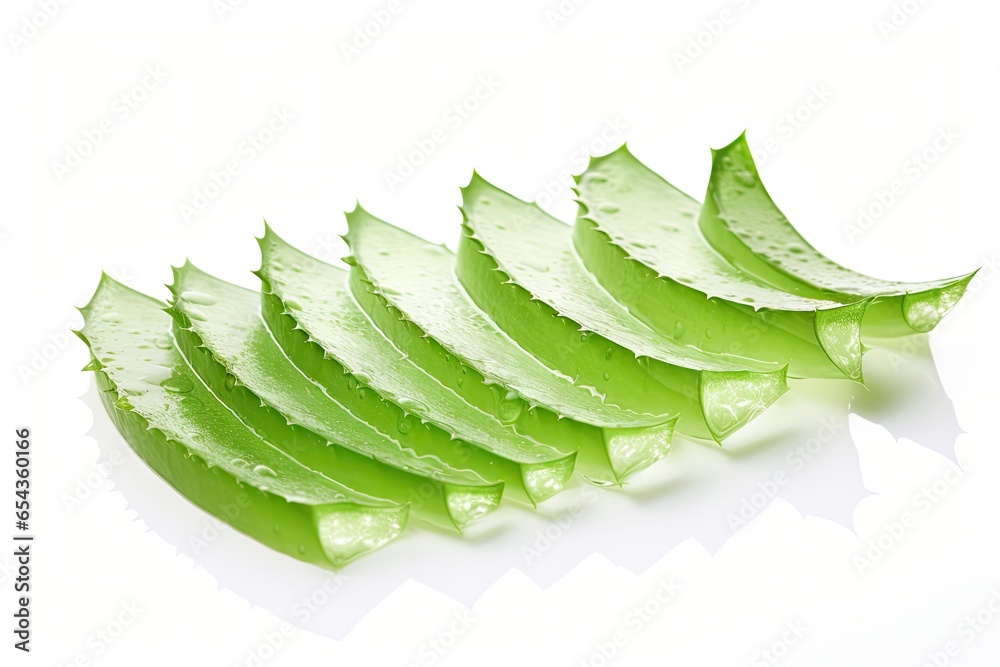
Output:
[168,262,502,531]
[342,206,679,484]
[457,175,789,442]
[257,226,573,505]
[574,145,872,381]
[77,274,408,568]
[698,133,975,336]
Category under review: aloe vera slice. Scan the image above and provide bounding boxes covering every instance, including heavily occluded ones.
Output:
[698,133,975,336]
[573,146,873,381]
[257,227,573,505]
[167,263,502,531]
[457,175,789,442]
[342,207,678,484]
[77,275,408,568]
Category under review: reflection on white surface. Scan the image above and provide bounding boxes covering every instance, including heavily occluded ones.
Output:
[86,336,960,639]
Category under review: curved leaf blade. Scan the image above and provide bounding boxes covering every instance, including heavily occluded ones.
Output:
[78,275,408,567]
[458,175,789,441]
[256,227,574,505]
[574,146,869,382]
[343,207,678,483]
[699,133,975,335]
[168,262,501,530]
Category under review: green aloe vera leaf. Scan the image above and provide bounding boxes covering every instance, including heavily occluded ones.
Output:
[167,262,502,531]
[698,133,976,336]
[573,145,872,382]
[77,275,408,568]
[457,175,789,442]
[342,206,678,485]
[256,226,572,506]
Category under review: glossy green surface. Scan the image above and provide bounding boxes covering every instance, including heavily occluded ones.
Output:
[457,175,789,441]
[256,227,572,504]
[574,146,869,381]
[79,133,971,568]
[78,275,408,568]
[344,207,677,484]
[168,263,502,530]
[699,134,975,336]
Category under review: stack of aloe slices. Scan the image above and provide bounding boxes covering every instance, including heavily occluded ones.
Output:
[77,134,974,568]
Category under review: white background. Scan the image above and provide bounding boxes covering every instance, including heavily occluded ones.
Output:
[3,0,1000,665]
